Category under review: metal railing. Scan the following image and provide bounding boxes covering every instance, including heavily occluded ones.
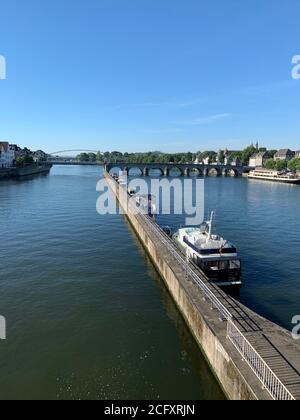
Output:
[227,320,295,401]
[142,213,233,321]
[111,176,296,401]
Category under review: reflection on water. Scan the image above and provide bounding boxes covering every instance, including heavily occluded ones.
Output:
[154,176,300,330]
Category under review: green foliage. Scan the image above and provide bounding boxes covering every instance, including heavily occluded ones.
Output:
[288,158,300,171]
[268,150,278,158]
[265,159,288,171]
[73,147,290,169]
[16,156,34,167]
[275,160,288,171]
[76,152,103,162]
[92,151,196,165]
[218,150,225,164]
[265,159,276,169]
[241,145,257,166]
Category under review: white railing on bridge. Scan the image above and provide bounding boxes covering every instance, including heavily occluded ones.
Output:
[113,177,295,401]
[227,320,295,401]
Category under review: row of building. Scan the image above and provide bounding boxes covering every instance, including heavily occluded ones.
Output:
[0,141,47,168]
[194,148,300,168]
[249,149,300,168]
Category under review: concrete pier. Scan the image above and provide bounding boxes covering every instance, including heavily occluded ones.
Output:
[104,172,300,400]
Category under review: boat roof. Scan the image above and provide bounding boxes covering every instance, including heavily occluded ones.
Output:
[178,227,236,252]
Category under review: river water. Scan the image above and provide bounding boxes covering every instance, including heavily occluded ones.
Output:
[0,165,299,400]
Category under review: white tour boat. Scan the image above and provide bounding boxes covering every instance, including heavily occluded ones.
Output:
[173,212,242,288]
[248,168,300,184]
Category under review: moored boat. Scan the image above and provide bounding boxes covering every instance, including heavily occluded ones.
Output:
[173,212,242,288]
[248,168,300,184]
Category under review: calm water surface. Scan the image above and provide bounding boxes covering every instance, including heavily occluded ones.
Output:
[156,174,300,329]
[1,165,300,400]
[0,166,225,400]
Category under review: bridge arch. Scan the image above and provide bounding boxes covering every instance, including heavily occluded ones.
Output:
[189,167,203,177]
[228,168,239,177]
[148,167,163,177]
[222,168,229,177]
[49,149,101,155]
[208,167,221,177]
[128,167,143,177]
[108,166,124,176]
[169,166,183,177]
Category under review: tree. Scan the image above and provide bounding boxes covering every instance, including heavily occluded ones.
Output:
[265,159,276,169]
[241,145,257,166]
[96,151,103,162]
[268,150,278,158]
[275,160,288,171]
[218,150,225,164]
[88,153,96,162]
[77,153,90,162]
[16,156,34,167]
[288,158,300,171]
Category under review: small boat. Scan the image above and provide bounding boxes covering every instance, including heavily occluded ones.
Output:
[173,212,242,288]
[248,168,300,184]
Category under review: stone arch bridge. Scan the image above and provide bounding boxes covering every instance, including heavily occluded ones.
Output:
[105,162,247,177]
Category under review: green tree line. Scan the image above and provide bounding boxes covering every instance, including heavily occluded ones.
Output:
[265,158,300,171]
[75,147,299,169]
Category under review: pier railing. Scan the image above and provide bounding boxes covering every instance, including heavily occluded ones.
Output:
[114,179,296,400]
[141,212,232,321]
[227,320,295,401]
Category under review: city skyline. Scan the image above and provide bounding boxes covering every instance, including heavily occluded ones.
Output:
[0,0,300,153]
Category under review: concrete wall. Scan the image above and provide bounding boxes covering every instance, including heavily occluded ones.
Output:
[104,172,273,400]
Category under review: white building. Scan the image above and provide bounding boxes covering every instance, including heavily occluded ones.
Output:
[249,152,269,168]
[274,149,295,161]
[0,142,16,168]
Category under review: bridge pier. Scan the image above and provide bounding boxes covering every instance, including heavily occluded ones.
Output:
[143,167,149,177]
[222,168,228,177]
[164,167,169,177]
[184,167,190,177]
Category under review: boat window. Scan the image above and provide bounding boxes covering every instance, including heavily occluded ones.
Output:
[199,223,208,233]
[229,260,241,269]
[202,261,229,271]
[208,262,219,271]
[218,261,229,270]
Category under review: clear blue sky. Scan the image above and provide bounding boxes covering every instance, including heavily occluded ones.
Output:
[0,0,300,153]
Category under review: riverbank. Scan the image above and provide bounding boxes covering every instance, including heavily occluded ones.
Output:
[0,163,52,180]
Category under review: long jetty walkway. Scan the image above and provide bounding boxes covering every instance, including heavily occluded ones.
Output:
[104,171,300,400]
